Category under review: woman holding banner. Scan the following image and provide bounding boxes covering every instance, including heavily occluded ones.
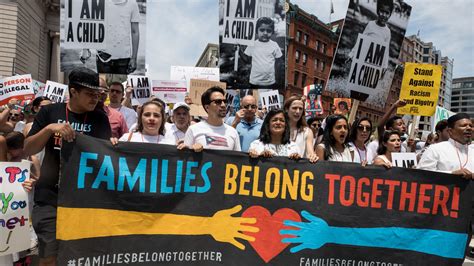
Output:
[316,115,353,162]
[284,96,315,160]
[348,117,373,165]
[373,130,402,168]
[248,109,318,163]
[111,100,166,144]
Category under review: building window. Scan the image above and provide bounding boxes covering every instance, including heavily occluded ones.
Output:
[303,53,307,65]
[303,34,308,45]
[322,43,327,54]
[314,78,318,85]
[301,74,307,87]
[314,58,319,70]
[296,30,301,42]
[316,40,321,52]
[423,48,430,54]
[294,72,300,86]
[295,50,300,63]
[423,56,429,63]
[320,61,326,72]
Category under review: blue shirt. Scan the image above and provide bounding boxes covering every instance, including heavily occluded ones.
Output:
[225,116,262,152]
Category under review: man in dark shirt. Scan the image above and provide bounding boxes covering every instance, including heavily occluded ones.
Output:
[24,67,111,266]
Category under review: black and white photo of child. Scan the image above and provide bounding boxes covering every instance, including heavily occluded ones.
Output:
[327,0,411,108]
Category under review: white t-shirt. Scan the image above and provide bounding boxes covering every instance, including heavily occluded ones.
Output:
[101,0,140,59]
[162,122,186,145]
[244,40,282,86]
[184,121,241,151]
[362,21,390,69]
[111,105,137,130]
[349,142,369,164]
[249,140,300,157]
[119,132,166,144]
[418,138,474,173]
[291,127,311,157]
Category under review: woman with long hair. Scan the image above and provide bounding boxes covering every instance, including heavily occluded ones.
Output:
[373,130,402,168]
[348,117,372,165]
[284,96,315,159]
[111,100,166,144]
[248,109,318,162]
[316,115,353,162]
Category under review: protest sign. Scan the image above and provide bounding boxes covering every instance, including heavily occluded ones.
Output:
[334,98,352,117]
[170,66,220,90]
[60,0,147,74]
[128,75,151,106]
[43,81,68,103]
[397,63,443,116]
[189,79,227,105]
[304,84,323,116]
[0,75,35,105]
[151,80,187,104]
[222,0,258,46]
[0,161,31,256]
[57,134,472,265]
[225,89,239,116]
[327,0,411,108]
[259,90,281,111]
[219,0,286,91]
[32,80,46,98]
[431,106,456,130]
[391,152,418,168]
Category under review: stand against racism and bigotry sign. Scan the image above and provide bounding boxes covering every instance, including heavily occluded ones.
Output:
[0,75,35,105]
[60,0,147,74]
[128,75,151,106]
[57,134,472,265]
[219,0,286,92]
[397,63,443,116]
[0,161,31,256]
[43,81,69,103]
[327,0,411,108]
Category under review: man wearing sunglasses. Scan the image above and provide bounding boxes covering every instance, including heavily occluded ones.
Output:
[225,95,262,152]
[181,86,241,151]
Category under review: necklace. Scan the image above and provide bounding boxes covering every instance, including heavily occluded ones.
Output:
[354,143,366,162]
[454,141,469,169]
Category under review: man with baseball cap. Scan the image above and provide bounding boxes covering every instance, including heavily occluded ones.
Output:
[163,102,191,145]
[24,67,112,265]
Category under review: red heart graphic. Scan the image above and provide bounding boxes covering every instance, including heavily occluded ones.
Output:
[242,206,301,263]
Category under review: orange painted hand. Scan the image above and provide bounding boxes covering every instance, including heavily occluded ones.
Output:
[208,205,259,250]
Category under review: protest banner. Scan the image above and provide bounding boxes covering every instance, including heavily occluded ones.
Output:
[0,161,31,256]
[128,75,151,106]
[391,152,418,168]
[219,0,286,92]
[189,79,227,105]
[60,0,147,74]
[170,66,220,90]
[222,0,259,46]
[397,63,443,116]
[57,134,472,265]
[0,75,35,105]
[431,106,456,130]
[327,0,411,108]
[43,81,68,103]
[32,80,46,98]
[259,90,281,111]
[334,98,351,117]
[151,80,187,104]
[304,84,323,117]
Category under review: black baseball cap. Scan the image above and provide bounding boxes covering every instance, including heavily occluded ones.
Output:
[68,67,100,90]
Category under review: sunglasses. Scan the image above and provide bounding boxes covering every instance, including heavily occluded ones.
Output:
[210,99,228,105]
[357,125,372,132]
[243,104,257,110]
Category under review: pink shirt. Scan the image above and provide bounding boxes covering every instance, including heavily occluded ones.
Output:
[104,106,128,138]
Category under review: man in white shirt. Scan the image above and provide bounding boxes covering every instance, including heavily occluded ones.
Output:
[163,102,190,145]
[180,86,241,151]
[418,113,473,178]
[108,82,137,129]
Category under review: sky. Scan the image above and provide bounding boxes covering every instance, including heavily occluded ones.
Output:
[147,0,474,80]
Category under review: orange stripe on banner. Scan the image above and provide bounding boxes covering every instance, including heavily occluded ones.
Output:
[56,207,212,240]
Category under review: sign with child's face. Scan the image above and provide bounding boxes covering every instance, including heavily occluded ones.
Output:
[326,0,412,108]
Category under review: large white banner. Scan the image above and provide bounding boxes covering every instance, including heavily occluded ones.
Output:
[0,75,35,105]
[170,66,220,90]
[0,161,31,256]
[151,80,187,104]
